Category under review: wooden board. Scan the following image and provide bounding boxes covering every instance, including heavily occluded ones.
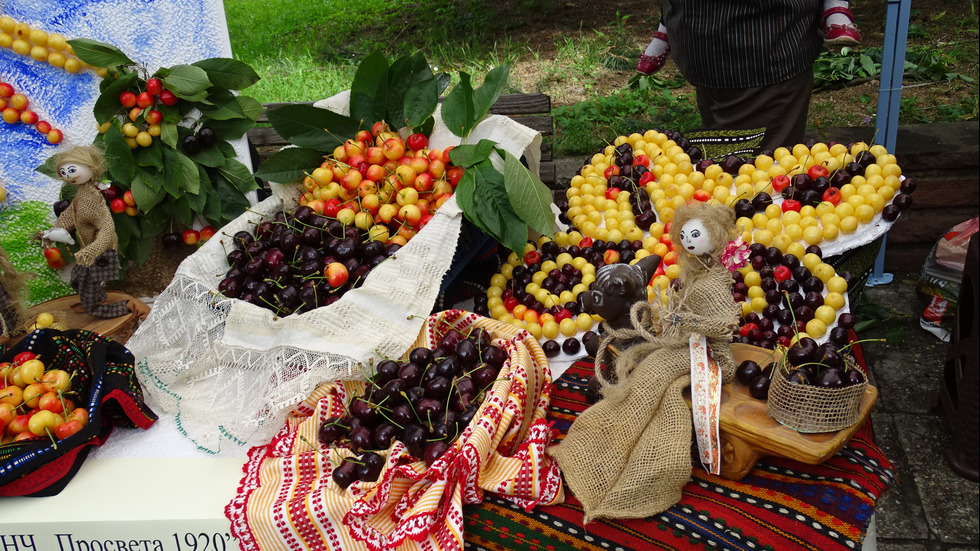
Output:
[609,341,878,480]
[19,292,139,344]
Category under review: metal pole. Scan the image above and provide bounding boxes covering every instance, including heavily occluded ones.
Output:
[867,0,911,286]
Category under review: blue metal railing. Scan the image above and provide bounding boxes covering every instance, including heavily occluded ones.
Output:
[867,0,912,286]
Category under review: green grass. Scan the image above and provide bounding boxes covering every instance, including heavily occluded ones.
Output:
[224,0,978,158]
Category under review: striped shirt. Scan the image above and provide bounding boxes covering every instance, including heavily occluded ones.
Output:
[663,0,824,89]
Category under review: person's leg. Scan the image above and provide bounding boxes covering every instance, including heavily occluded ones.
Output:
[695,70,814,151]
[823,0,861,46]
[637,21,670,75]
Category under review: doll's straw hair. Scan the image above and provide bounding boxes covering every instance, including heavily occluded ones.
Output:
[55,144,107,183]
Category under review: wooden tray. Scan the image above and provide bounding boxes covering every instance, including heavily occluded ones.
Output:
[17,292,140,345]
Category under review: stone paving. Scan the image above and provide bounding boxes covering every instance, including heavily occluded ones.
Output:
[861,272,979,551]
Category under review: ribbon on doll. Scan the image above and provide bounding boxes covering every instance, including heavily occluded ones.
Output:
[689,333,722,475]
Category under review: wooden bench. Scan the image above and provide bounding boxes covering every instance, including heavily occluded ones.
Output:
[246,93,556,188]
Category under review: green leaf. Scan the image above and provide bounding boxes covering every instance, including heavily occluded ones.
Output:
[501,150,555,237]
[191,58,261,90]
[35,154,60,179]
[472,160,527,254]
[138,165,164,193]
[184,143,226,168]
[454,170,486,234]
[441,72,476,137]
[473,64,510,123]
[204,117,256,140]
[163,64,212,97]
[215,175,251,221]
[132,141,164,170]
[171,195,194,227]
[253,147,326,184]
[201,169,222,222]
[448,139,496,166]
[266,104,359,151]
[386,53,429,126]
[160,148,183,198]
[199,90,245,120]
[216,158,258,195]
[184,190,207,214]
[130,173,167,212]
[93,72,138,123]
[171,150,201,195]
[236,95,265,122]
[349,50,389,126]
[67,38,134,68]
[102,125,136,184]
[160,121,179,149]
[403,77,439,129]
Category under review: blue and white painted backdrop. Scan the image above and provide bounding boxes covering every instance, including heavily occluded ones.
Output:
[0,0,233,303]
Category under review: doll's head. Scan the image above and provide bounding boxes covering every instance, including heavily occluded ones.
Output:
[669,202,736,260]
[55,145,106,186]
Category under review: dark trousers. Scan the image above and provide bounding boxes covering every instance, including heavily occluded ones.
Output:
[695,70,814,152]
[70,249,129,319]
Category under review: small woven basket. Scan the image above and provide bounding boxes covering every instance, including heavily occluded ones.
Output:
[767,356,868,433]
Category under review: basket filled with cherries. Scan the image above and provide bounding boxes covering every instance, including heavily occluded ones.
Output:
[749,335,872,433]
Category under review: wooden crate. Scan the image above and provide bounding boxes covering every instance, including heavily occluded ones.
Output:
[246,93,556,188]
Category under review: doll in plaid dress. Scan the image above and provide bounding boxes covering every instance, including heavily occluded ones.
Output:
[41,145,149,320]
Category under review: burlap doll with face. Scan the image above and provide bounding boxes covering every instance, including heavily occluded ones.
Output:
[41,145,148,320]
[549,202,740,522]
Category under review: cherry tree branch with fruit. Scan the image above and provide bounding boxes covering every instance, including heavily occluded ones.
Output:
[34,38,264,267]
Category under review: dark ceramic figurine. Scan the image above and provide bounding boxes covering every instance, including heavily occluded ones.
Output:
[580,254,661,402]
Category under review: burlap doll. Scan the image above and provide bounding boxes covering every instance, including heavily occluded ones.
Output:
[0,246,31,347]
[40,145,149,320]
[548,202,740,522]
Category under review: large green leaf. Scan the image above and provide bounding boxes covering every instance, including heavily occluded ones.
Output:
[204,117,256,140]
[160,120,180,149]
[160,148,183,198]
[67,38,134,68]
[173,150,201,195]
[215,176,251,221]
[471,160,527,254]
[473,64,510,124]
[236,95,265,122]
[454,170,487,235]
[93,72,138,123]
[387,53,425,126]
[199,90,245,120]
[501,149,555,237]
[216,158,258,195]
[266,104,359,151]
[253,147,325,184]
[403,77,439,129]
[102,125,136,184]
[133,141,163,170]
[448,140,495,166]
[162,64,212,97]
[441,73,476,138]
[191,58,261,90]
[138,165,165,193]
[171,194,194,227]
[130,173,167,212]
[184,143,226,168]
[349,50,389,126]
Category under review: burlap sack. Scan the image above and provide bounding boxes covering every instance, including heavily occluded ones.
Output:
[548,263,738,521]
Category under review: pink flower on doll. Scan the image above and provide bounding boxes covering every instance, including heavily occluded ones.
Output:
[721,236,750,272]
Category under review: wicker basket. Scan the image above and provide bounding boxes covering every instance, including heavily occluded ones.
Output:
[767,357,868,433]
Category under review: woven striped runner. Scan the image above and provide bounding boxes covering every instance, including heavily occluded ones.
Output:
[462,349,894,551]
